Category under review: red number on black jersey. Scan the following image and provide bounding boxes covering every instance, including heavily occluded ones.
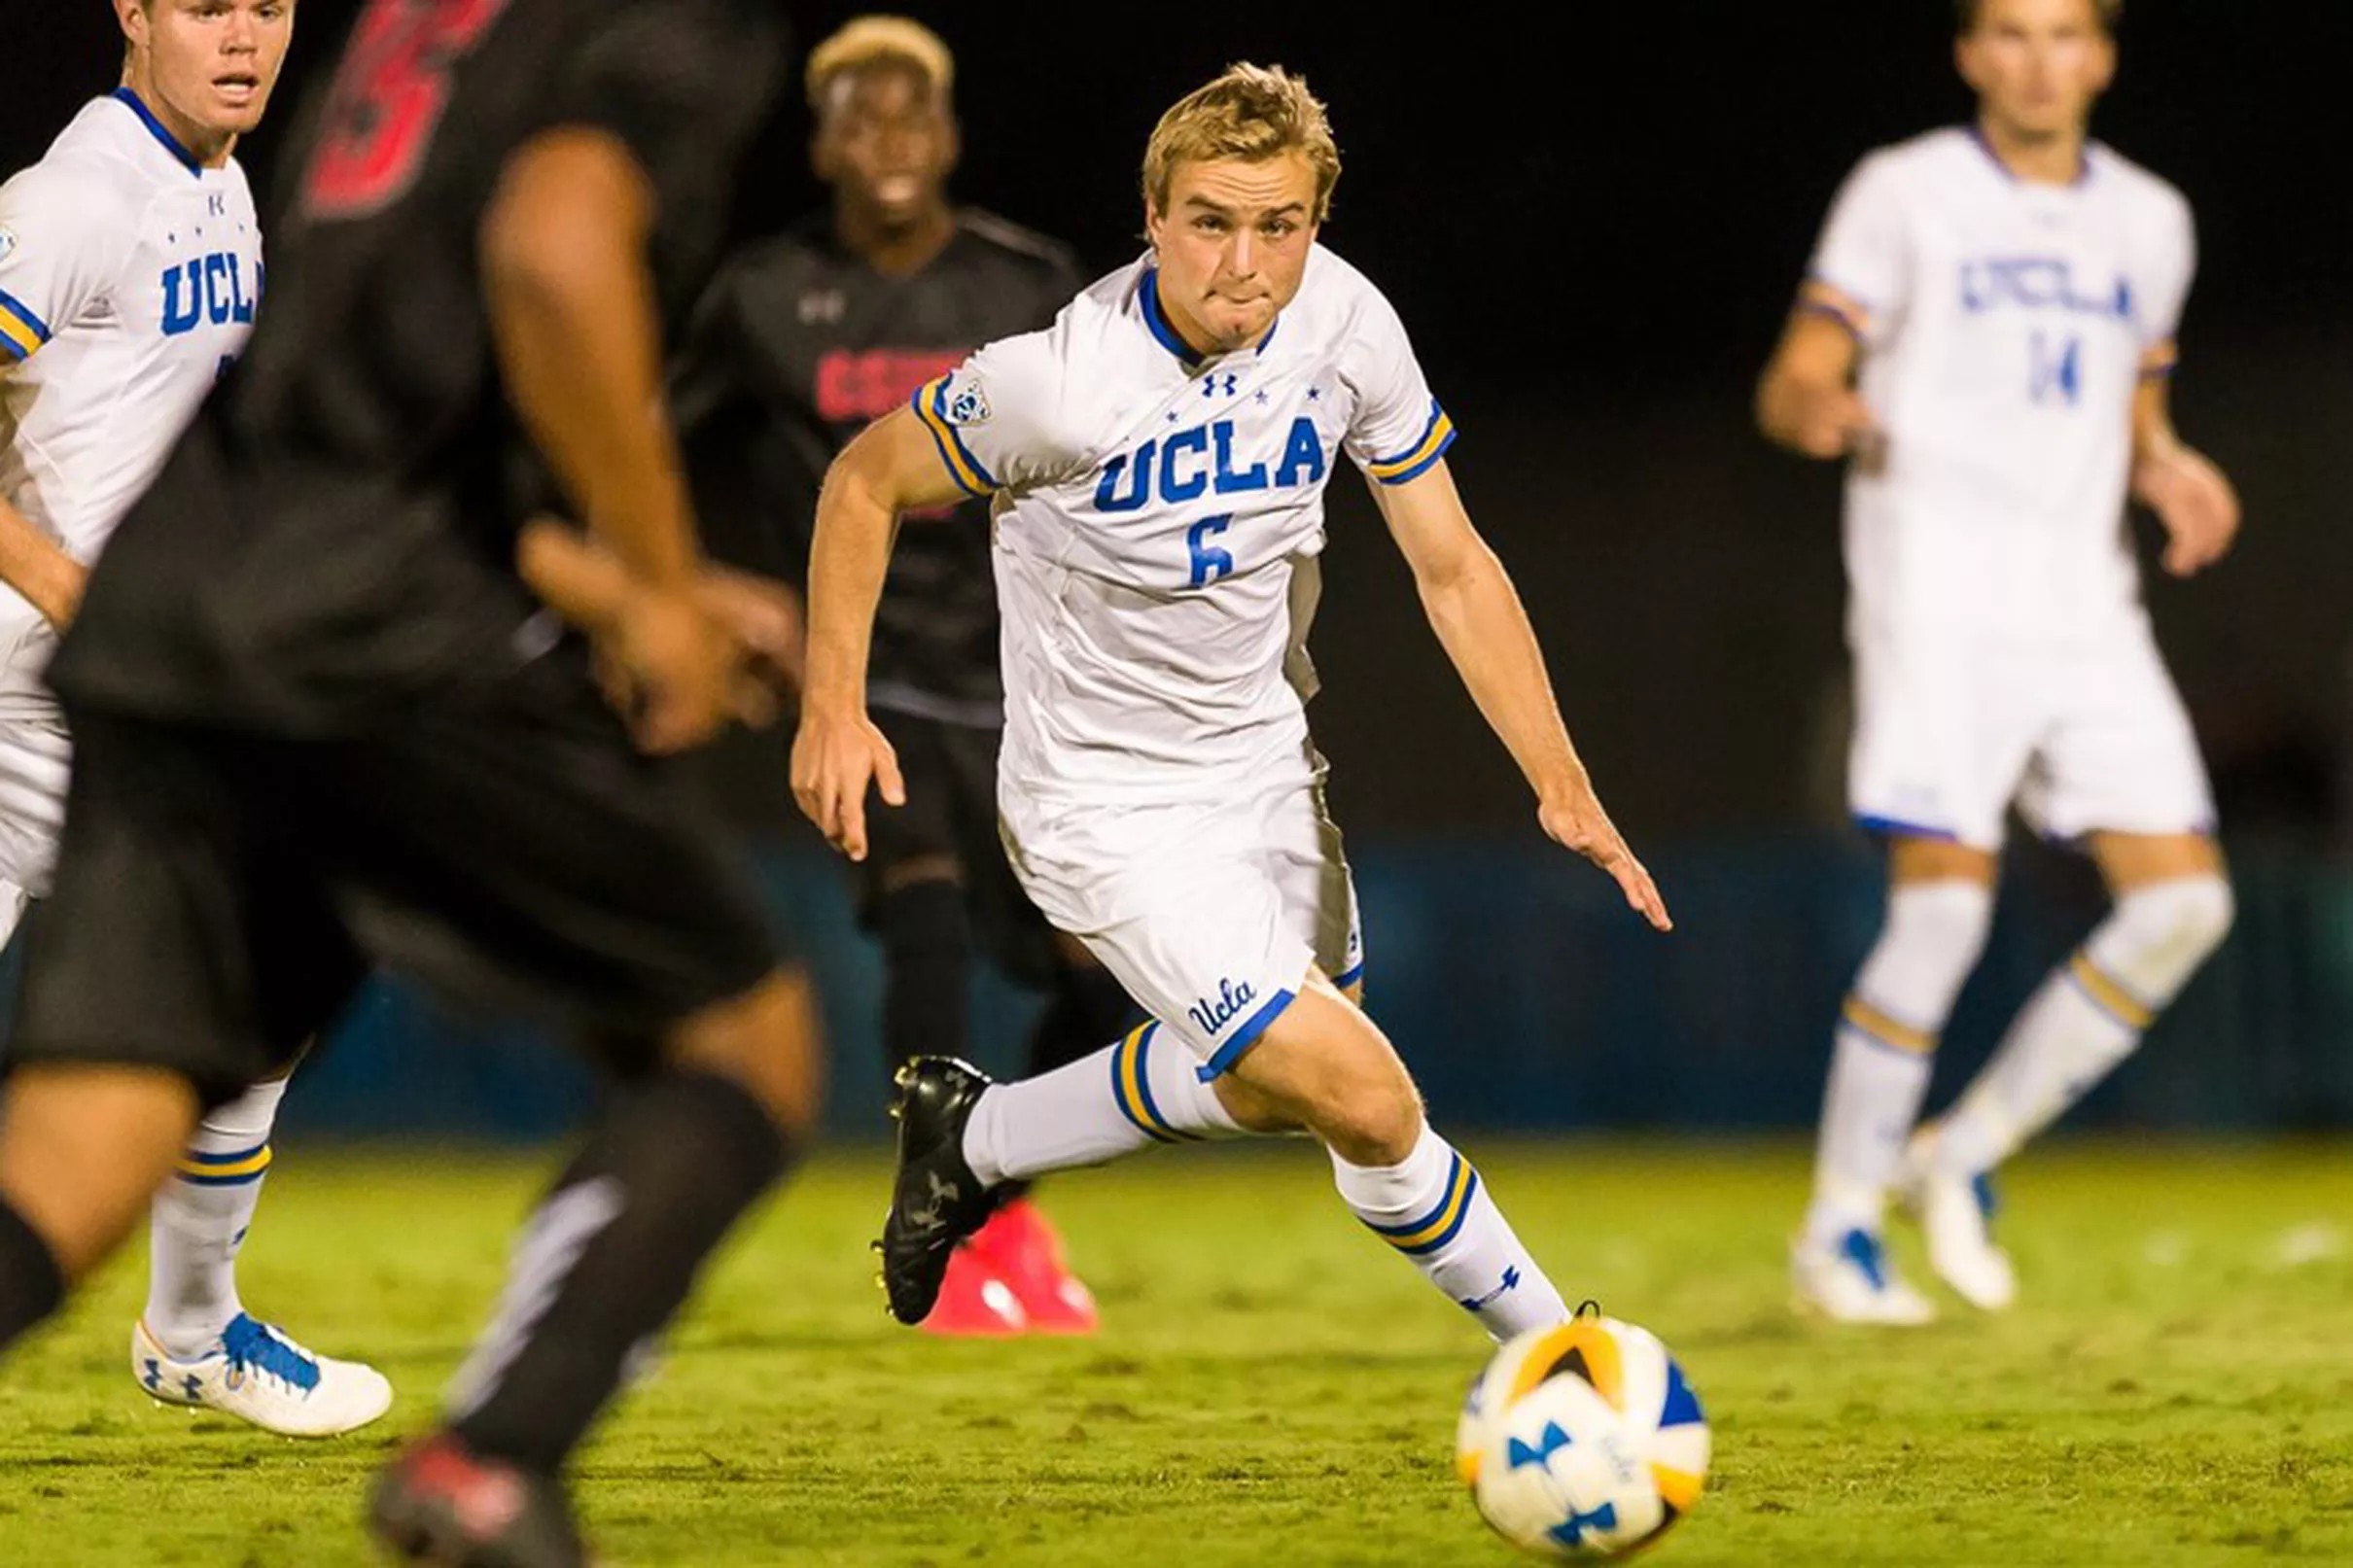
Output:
[303,0,512,219]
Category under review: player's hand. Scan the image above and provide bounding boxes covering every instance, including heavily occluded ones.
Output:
[519,519,798,731]
[2132,443,2240,577]
[790,705,905,862]
[1786,382,1883,467]
[605,583,736,753]
[695,565,804,725]
[1538,780,1672,932]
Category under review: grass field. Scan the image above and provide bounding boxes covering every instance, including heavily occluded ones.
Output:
[1,1138,2348,1566]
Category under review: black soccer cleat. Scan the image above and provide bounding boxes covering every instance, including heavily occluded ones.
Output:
[368,1433,587,1568]
[878,1056,1001,1325]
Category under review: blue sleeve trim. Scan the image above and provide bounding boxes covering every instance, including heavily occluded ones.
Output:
[0,285,55,343]
[930,380,1001,491]
[1372,423,1456,486]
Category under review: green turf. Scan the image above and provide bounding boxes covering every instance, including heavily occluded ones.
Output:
[1,1138,2348,1565]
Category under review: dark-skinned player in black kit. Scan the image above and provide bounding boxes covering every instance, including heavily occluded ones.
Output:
[674,16,1137,1336]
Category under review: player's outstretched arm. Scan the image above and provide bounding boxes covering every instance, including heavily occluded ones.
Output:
[790,405,969,861]
[1371,460,1670,931]
[481,126,729,753]
[0,493,85,631]
[2129,376,2239,578]
[1755,311,1879,462]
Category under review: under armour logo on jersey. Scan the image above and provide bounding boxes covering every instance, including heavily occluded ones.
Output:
[1202,372,1239,398]
[207,192,227,218]
[797,290,846,325]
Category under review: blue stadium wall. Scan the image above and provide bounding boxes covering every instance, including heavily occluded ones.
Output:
[241,832,2353,1143]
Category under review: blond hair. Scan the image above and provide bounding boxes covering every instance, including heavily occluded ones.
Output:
[1955,0,2121,34]
[1141,63,1341,226]
[805,16,954,109]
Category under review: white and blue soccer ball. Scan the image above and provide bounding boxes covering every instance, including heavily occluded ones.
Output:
[1455,1312,1710,1557]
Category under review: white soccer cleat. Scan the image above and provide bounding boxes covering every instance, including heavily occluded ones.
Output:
[1901,1134,2018,1311]
[132,1313,393,1438]
[1791,1228,1938,1325]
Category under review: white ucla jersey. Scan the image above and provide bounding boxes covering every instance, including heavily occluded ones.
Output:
[0,91,262,582]
[915,245,1454,801]
[1801,127,2194,643]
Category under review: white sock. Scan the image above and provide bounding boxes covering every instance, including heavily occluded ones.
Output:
[146,1077,289,1358]
[1937,875,2233,1176]
[963,1021,1244,1187]
[1333,1125,1567,1341]
[1806,880,1993,1248]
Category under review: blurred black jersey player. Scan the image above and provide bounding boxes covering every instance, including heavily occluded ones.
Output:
[0,2,820,1563]
[674,16,1135,1337]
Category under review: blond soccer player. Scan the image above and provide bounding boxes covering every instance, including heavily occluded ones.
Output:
[794,64,1677,1362]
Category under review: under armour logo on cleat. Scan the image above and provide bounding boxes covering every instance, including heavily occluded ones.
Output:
[143,1359,162,1392]
[184,1375,203,1401]
[904,1171,961,1230]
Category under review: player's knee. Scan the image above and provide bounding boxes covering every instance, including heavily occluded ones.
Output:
[1315,1061,1423,1167]
[669,968,825,1136]
[1860,877,1996,1017]
[2116,873,2234,974]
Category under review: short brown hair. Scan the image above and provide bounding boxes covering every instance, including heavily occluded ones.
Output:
[804,15,953,109]
[1955,0,2121,34]
[1141,63,1341,226]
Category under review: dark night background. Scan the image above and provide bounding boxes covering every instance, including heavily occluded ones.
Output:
[10,0,2347,842]
[7,3,2349,1132]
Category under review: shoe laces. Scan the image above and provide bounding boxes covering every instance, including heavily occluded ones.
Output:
[221,1313,323,1394]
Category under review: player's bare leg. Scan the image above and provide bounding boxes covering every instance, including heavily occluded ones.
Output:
[1907,831,2231,1307]
[0,1066,197,1315]
[1797,835,1996,1324]
[369,966,819,1566]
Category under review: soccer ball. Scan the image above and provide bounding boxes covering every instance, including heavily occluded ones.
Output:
[1455,1312,1710,1557]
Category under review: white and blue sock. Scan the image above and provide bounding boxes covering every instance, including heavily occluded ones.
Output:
[145,1077,288,1359]
[1806,880,1993,1251]
[962,1021,1244,1187]
[1936,875,2233,1177]
[1333,1125,1567,1341]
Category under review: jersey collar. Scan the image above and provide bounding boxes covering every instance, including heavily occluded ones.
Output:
[1140,264,1280,371]
[112,87,205,178]
[1966,122,2091,189]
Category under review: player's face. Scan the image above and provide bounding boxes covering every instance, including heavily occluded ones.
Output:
[813,62,958,228]
[123,0,296,145]
[1146,152,1319,355]
[1956,0,2115,141]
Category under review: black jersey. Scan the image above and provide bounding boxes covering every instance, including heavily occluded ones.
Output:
[673,210,1081,722]
[50,0,783,728]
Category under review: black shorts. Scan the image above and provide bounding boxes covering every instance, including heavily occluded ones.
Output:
[861,707,1057,988]
[9,649,783,1110]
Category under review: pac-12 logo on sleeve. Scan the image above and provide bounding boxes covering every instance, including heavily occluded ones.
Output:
[0,228,17,264]
[946,381,991,426]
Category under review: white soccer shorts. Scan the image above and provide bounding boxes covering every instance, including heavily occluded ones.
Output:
[1847,614,2216,851]
[1000,754,1362,1077]
[0,711,71,902]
